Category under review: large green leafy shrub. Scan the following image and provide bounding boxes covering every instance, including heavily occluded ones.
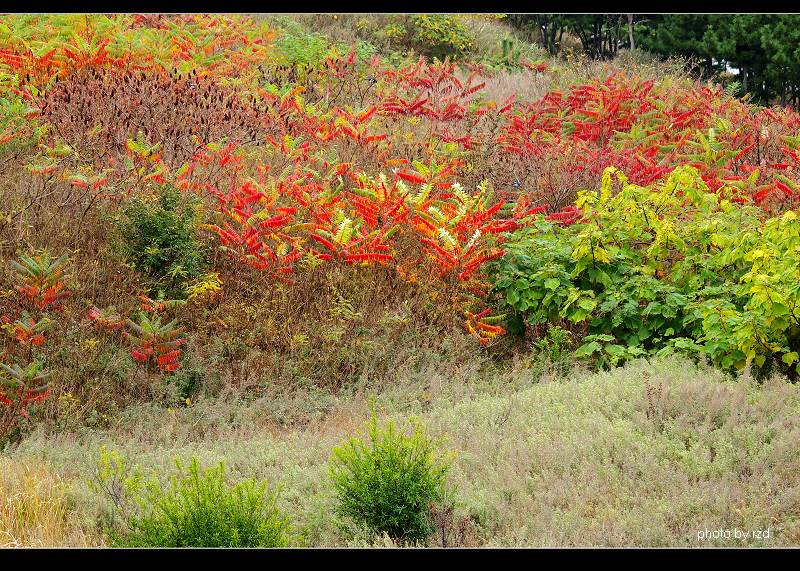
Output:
[490,165,800,378]
[329,415,451,544]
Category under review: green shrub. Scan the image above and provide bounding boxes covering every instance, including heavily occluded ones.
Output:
[273,19,333,67]
[489,165,800,378]
[406,14,476,61]
[164,367,202,402]
[116,186,207,297]
[533,325,574,373]
[329,415,451,544]
[335,39,378,63]
[110,457,291,548]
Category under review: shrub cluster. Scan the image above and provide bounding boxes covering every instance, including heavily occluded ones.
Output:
[95,416,451,547]
[490,165,800,378]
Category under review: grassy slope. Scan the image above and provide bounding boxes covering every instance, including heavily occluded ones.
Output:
[3,356,799,547]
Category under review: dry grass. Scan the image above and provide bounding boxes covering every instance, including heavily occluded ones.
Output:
[480,50,691,104]
[0,458,95,547]
[5,356,800,547]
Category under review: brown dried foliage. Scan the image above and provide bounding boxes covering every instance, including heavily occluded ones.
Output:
[39,66,281,169]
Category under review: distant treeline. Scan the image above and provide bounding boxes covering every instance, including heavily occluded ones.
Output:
[508,14,800,106]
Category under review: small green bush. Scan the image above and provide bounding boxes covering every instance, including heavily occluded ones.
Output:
[274,19,332,67]
[329,415,451,544]
[406,14,476,61]
[533,325,574,373]
[111,457,291,548]
[116,186,207,298]
[164,367,202,402]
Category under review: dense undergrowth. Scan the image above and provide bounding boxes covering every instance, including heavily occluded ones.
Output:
[1,13,800,547]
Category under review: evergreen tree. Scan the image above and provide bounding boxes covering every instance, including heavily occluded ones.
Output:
[507,13,800,105]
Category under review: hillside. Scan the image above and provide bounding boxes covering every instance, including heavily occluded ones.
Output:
[1,13,799,548]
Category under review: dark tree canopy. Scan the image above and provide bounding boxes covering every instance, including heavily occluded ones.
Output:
[509,14,800,106]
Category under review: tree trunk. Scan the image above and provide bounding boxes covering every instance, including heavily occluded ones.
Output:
[540,20,550,53]
[741,65,748,93]
[627,14,635,50]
